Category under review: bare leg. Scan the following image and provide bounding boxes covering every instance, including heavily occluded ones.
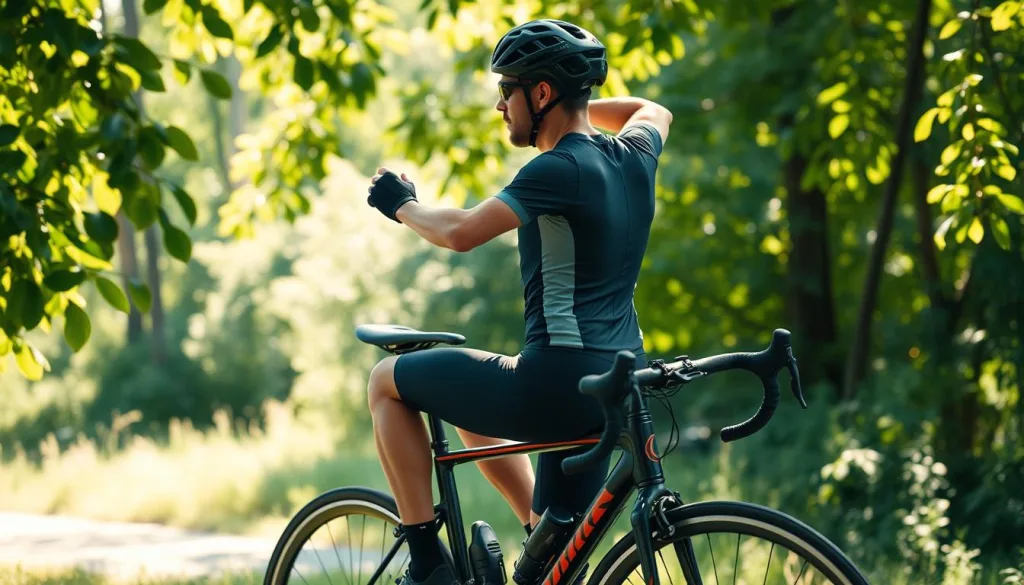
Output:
[367,356,435,525]
[455,429,536,526]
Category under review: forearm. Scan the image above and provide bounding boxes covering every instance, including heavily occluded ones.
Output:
[588,97,663,134]
[395,201,467,250]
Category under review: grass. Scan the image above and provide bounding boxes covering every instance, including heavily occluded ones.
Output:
[0,566,262,585]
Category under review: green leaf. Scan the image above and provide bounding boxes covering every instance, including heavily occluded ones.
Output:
[63,302,91,351]
[173,60,191,84]
[939,19,962,39]
[991,1,1020,31]
[997,164,1018,181]
[992,216,1012,249]
[967,216,984,244]
[201,5,234,39]
[15,343,48,380]
[0,124,18,146]
[172,186,198,225]
[0,149,27,175]
[200,69,232,99]
[816,82,848,106]
[934,214,955,250]
[142,0,168,14]
[96,276,130,313]
[11,280,45,330]
[113,36,162,70]
[160,212,192,262]
[927,184,952,204]
[915,108,939,142]
[941,142,962,166]
[127,195,158,230]
[256,26,285,58]
[997,193,1024,214]
[298,2,320,31]
[84,211,119,243]
[829,114,849,139]
[128,279,152,312]
[165,126,198,161]
[140,69,166,92]
[294,55,314,90]
[139,126,167,169]
[44,268,86,291]
[977,118,1005,133]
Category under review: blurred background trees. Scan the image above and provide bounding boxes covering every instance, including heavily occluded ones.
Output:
[1,0,1022,580]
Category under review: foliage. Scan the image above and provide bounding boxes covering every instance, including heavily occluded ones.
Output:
[2,0,1024,579]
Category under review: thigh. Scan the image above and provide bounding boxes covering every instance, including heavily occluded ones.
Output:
[393,346,539,441]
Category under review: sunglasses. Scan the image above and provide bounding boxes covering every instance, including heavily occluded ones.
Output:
[498,80,534,101]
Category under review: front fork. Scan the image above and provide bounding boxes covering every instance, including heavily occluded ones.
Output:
[631,486,702,585]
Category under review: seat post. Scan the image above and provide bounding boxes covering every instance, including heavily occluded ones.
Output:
[427,414,449,455]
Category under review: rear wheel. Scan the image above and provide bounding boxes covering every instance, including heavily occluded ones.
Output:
[264,487,453,585]
[588,501,869,585]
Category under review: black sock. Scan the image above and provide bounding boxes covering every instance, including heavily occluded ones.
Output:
[524,522,532,536]
[404,520,443,581]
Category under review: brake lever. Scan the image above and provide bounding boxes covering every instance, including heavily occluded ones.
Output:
[786,347,808,409]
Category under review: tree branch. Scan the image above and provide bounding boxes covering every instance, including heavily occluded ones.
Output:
[842,0,933,399]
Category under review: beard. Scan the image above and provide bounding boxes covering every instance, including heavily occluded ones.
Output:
[507,118,531,148]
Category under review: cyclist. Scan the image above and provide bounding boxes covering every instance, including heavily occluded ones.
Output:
[365,18,672,585]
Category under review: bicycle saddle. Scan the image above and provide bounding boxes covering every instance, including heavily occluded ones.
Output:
[355,324,467,354]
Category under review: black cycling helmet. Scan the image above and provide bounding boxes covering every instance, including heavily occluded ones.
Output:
[491,19,608,146]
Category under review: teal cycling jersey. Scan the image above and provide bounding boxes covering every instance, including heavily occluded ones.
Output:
[496,122,663,352]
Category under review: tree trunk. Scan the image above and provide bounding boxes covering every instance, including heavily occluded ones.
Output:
[116,215,144,342]
[208,56,245,199]
[842,0,933,399]
[781,148,841,392]
[121,0,165,362]
[772,4,841,394]
[100,0,143,343]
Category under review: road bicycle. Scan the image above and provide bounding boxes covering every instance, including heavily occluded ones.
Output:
[263,324,870,585]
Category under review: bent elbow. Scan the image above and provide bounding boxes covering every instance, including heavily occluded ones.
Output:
[446,224,477,253]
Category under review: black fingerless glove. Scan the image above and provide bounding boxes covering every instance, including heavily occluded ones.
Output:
[368,172,417,223]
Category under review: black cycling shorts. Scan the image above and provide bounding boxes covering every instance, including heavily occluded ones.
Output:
[394,345,647,518]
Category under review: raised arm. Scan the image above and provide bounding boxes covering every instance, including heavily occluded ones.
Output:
[588,97,673,145]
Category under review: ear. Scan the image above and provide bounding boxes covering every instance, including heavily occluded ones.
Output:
[536,81,553,109]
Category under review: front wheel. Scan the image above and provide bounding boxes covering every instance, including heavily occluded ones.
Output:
[588,501,869,585]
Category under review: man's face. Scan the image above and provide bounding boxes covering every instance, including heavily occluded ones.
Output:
[496,76,546,148]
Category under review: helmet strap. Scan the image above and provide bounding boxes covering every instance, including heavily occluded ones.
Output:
[521,85,564,148]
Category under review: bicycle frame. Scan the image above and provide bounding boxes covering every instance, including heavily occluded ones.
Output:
[417,384,678,585]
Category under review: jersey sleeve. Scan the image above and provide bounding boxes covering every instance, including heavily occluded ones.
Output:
[618,122,664,160]
[495,151,579,224]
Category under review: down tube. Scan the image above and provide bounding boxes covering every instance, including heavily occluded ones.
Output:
[539,453,635,585]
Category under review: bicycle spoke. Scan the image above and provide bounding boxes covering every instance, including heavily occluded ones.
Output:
[762,542,774,585]
[359,515,366,582]
[292,563,313,585]
[794,559,809,585]
[380,520,388,585]
[732,534,739,585]
[327,521,350,585]
[706,534,720,585]
[657,549,675,585]
[347,516,356,585]
[311,526,336,585]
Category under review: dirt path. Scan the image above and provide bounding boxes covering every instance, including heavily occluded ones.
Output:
[0,511,276,579]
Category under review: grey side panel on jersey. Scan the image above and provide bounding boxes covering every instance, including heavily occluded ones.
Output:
[537,215,583,348]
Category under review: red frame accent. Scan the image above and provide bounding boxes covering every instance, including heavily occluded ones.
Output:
[435,437,600,463]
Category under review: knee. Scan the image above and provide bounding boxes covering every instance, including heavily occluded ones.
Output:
[367,356,400,410]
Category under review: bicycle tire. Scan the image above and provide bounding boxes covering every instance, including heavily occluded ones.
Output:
[588,500,869,585]
[264,486,453,585]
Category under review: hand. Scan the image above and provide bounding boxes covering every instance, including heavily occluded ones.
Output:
[368,167,417,223]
